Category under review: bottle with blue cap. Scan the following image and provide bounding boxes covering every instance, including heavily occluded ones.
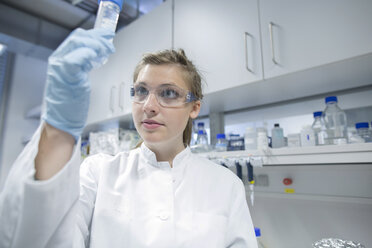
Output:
[311,111,329,145]
[94,0,123,65]
[322,96,348,145]
[255,227,265,248]
[356,122,371,142]
[215,133,227,152]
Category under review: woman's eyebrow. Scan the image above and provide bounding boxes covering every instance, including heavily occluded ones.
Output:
[133,81,147,86]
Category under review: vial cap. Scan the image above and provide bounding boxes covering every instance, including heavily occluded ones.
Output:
[274,123,280,127]
[254,227,261,237]
[216,133,226,139]
[313,111,322,117]
[99,0,124,10]
[197,122,205,127]
[355,122,369,129]
[325,96,338,104]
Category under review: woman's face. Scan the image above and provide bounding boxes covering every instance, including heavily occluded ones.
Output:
[132,64,200,149]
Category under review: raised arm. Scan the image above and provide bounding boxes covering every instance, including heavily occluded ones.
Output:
[0,28,115,248]
[35,27,115,180]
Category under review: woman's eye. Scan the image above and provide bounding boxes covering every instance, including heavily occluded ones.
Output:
[161,88,180,99]
[135,86,148,96]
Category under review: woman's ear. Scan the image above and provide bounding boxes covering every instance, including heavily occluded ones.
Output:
[189,100,201,119]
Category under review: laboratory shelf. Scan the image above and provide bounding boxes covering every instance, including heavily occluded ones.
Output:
[200,143,372,166]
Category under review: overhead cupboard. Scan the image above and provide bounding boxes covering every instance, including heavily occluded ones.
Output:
[85,0,372,126]
[174,0,372,94]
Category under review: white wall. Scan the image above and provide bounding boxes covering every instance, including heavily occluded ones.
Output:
[0,53,47,188]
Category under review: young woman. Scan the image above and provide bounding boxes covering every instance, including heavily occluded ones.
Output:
[0,28,257,248]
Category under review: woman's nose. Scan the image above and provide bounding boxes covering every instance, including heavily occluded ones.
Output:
[143,93,160,112]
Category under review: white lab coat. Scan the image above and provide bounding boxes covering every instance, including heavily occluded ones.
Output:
[0,123,258,248]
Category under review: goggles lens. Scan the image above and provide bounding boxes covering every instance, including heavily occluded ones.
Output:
[130,83,197,107]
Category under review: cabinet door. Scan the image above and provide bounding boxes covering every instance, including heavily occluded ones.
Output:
[112,0,173,116]
[87,63,118,124]
[174,0,263,94]
[87,1,173,124]
[259,0,372,79]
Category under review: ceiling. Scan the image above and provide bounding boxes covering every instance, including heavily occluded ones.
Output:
[0,0,165,59]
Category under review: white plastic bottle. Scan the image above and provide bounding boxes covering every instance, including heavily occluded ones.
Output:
[271,123,285,148]
[301,125,315,146]
[244,127,257,150]
[323,96,348,145]
[94,0,123,66]
[300,125,316,147]
[257,127,268,150]
[311,111,329,145]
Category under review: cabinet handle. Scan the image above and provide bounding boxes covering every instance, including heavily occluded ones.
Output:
[269,22,279,65]
[110,86,117,113]
[119,82,125,111]
[244,32,253,73]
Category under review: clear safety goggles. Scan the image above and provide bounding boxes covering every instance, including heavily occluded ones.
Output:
[130,83,198,108]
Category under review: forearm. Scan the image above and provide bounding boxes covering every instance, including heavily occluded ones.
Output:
[35,123,75,180]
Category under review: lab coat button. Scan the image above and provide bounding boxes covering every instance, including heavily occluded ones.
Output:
[158,211,169,221]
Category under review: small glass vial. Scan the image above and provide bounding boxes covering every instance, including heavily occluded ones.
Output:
[356,122,371,142]
[93,0,123,66]
[215,133,227,152]
[95,0,123,32]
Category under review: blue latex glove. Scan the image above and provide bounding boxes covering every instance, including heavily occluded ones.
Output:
[42,28,115,141]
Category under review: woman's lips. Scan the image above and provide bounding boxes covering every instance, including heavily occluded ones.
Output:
[142,120,163,129]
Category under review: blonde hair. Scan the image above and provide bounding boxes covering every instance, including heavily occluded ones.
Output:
[133,49,203,147]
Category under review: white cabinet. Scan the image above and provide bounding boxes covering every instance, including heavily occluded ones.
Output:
[259,0,372,79]
[87,0,173,125]
[174,0,263,94]
[174,0,372,96]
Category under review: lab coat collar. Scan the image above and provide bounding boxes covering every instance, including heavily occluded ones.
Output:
[139,142,191,169]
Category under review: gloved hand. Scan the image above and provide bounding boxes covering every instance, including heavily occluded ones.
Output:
[42,28,115,141]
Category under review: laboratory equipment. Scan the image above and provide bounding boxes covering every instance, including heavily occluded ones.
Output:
[311,111,329,145]
[197,122,208,142]
[190,120,198,146]
[313,238,365,248]
[215,133,228,152]
[255,227,265,248]
[323,96,348,145]
[246,160,255,206]
[271,123,285,148]
[257,127,269,150]
[300,125,316,146]
[93,0,123,66]
[95,0,123,32]
[193,129,209,153]
[287,133,301,147]
[244,127,257,150]
[227,134,245,151]
[356,122,371,142]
